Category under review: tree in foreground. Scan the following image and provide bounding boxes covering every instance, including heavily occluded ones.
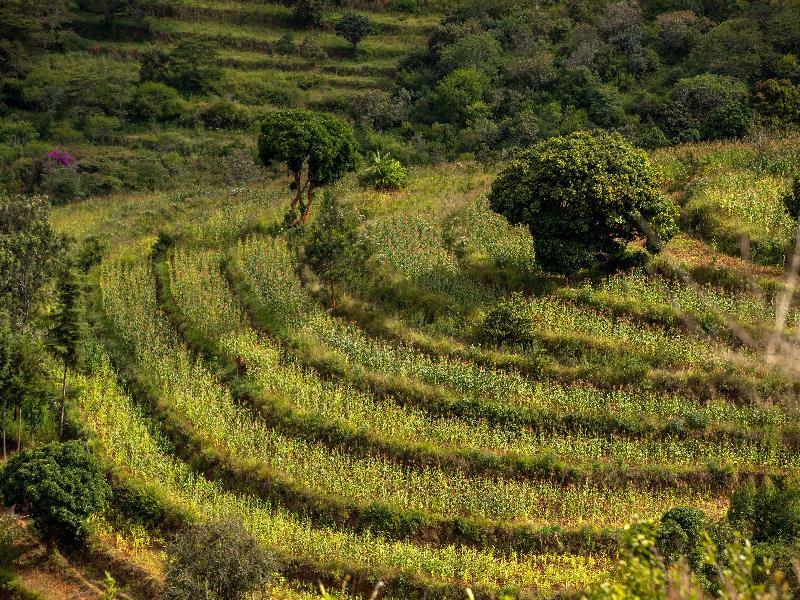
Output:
[335,13,374,53]
[164,519,273,600]
[258,109,359,225]
[0,441,109,550]
[304,190,370,310]
[488,131,678,275]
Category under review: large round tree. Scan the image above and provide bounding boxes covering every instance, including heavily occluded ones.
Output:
[258,109,359,225]
[488,131,679,275]
[0,441,109,549]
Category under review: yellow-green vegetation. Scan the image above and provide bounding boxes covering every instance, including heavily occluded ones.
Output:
[45,133,800,598]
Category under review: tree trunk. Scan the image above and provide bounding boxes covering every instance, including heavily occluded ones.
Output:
[2,399,6,461]
[16,406,21,453]
[59,363,68,439]
[329,280,336,311]
[300,183,315,224]
[291,171,303,209]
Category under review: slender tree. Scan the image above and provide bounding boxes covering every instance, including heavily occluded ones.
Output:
[0,331,46,457]
[0,194,68,331]
[304,191,370,310]
[50,262,83,439]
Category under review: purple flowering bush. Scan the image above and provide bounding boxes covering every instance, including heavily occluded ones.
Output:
[47,148,76,167]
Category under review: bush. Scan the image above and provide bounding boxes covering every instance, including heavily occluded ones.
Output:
[0,119,38,147]
[360,151,407,190]
[783,176,800,219]
[656,507,709,573]
[389,0,418,13]
[433,68,490,125]
[84,114,121,144]
[481,293,537,347]
[729,479,800,544]
[290,0,329,28]
[139,39,221,96]
[754,79,800,127]
[488,131,679,275]
[661,74,751,141]
[40,163,84,203]
[131,81,183,122]
[197,98,254,130]
[0,441,109,548]
[164,519,273,600]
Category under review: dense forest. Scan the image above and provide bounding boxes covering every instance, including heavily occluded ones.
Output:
[2,0,800,198]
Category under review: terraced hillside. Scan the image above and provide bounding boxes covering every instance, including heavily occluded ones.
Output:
[48,134,800,598]
[11,1,438,192]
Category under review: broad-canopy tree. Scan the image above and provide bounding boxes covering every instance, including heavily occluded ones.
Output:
[488,131,679,275]
[258,109,359,225]
[50,262,83,439]
[0,441,109,549]
[335,13,374,52]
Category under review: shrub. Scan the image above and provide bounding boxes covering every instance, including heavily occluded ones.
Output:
[84,114,121,144]
[728,479,800,544]
[360,151,407,190]
[197,98,253,130]
[661,74,751,141]
[783,176,800,219]
[0,441,109,549]
[40,162,83,203]
[480,293,537,347]
[164,519,273,600]
[275,33,296,55]
[754,79,800,127]
[488,131,679,275]
[656,507,709,573]
[304,190,370,308]
[433,68,490,125]
[0,119,38,147]
[131,81,183,122]
[140,39,221,96]
[389,0,418,13]
[335,13,374,52]
[290,0,329,28]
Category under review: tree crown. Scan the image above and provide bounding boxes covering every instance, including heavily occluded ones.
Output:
[0,441,109,545]
[488,131,678,275]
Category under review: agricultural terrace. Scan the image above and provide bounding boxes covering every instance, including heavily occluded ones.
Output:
[49,135,800,598]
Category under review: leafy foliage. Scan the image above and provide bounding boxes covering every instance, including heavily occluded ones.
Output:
[287,0,329,28]
[303,190,370,308]
[164,519,273,600]
[258,109,359,223]
[139,38,221,96]
[0,194,68,329]
[361,151,407,190]
[488,131,678,275]
[0,441,109,546]
[0,0,75,78]
[335,13,374,51]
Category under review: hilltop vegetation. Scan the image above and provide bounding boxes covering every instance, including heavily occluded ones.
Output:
[2,0,800,599]
[2,0,800,199]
